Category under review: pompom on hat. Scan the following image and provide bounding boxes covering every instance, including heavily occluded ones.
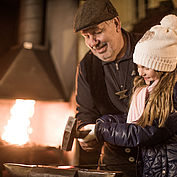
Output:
[133,14,177,72]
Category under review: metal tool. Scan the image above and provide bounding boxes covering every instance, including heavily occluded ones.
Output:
[4,163,77,177]
[62,116,90,151]
[4,163,123,177]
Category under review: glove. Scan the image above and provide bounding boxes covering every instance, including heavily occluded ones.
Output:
[78,124,100,152]
[78,124,96,143]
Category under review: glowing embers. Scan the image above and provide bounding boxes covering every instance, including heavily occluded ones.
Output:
[2,99,35,145]
[0,99,75,148]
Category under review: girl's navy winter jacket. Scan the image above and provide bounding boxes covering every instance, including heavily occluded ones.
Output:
[95,83,177,177]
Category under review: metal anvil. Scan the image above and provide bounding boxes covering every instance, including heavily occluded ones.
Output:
[4,163,123,177]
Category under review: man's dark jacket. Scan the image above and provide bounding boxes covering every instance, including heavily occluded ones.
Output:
[75,29,142,176]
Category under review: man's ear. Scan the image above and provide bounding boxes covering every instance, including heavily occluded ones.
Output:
[114,17,121,32]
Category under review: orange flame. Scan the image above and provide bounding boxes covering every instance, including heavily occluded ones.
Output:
[2,99,35,145]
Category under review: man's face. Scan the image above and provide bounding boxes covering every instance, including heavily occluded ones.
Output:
[81,18,123,62]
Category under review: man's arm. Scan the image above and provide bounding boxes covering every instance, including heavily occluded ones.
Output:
[75,61,100,129]
[75,60,101,152]
[95,112,177,147]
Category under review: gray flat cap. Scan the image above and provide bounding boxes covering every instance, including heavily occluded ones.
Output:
[73,0,118,32]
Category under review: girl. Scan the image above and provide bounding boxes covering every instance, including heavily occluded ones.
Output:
[95,14,177,177]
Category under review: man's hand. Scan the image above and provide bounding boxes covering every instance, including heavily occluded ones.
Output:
[78,124,96,142]
[78,124,100,152]
[78,138,100,152]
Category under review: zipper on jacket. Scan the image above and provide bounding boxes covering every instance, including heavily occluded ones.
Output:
[115,62,119,70]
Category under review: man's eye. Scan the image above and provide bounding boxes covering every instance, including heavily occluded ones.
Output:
[95,31,102,34]
[83,35,89,38]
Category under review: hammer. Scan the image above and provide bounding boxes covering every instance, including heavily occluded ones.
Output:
[62,116,90,151]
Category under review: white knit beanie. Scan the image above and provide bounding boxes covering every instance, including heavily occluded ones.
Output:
[133,14,177,72]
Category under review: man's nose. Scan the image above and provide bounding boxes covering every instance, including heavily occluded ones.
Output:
[88,35,99,48]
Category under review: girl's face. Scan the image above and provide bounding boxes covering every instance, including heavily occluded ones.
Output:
[137,65,160,85]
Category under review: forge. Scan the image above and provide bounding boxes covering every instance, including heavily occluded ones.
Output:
[0,99,76,177]
[0,1,78,175]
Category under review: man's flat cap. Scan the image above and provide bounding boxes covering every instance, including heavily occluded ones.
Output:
[73,0,118,32]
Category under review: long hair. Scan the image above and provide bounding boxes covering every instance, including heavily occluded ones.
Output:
[132,67,177,127]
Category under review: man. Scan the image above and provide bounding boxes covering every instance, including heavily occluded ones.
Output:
[73,0,141,176]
